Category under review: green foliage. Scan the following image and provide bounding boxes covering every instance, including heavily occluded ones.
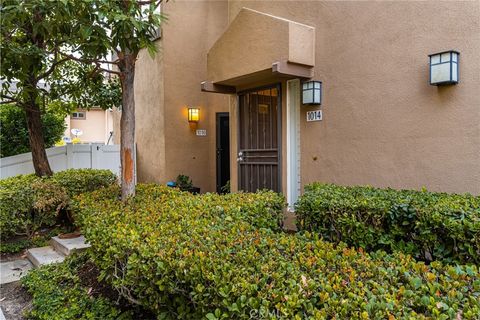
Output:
[0,104,65,157]
[75,185,480,319]
[0,169,116,239]
[50,169,118,198]
[22,252,127,320]
[175,174,193,191]
[84,1,165,57]
[295,183,480,264]
[220,180,231,194]
[0,226,69,254]
[0,1,121,111]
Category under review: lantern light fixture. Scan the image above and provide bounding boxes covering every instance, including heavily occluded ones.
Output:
[429,50,459,86]
[188,107,200,123]
[302,80,322,105]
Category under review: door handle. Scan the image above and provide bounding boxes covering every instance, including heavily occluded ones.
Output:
[237,151,244,162]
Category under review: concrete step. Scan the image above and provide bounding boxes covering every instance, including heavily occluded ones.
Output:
[26,246,65,268]
[0,259,33,285]
[50,235,91,256]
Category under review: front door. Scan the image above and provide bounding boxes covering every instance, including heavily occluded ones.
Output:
[238,85,281,192]
[216,113,230,193]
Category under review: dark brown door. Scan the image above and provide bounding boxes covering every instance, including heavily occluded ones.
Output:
[216,113,230,193]
[238,85,281,193]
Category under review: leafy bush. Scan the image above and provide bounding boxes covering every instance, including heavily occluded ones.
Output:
[0,103,65,158]
[50,169,117,198]
[175,174,193,191]
[295,183,480,264]
[0,169,116,239]
[75,185,480,319]
[0,226,69,254]
[22,253,127,320]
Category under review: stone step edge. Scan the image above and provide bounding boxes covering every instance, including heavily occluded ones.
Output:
[26,246,65,268]
[50,235,91,256]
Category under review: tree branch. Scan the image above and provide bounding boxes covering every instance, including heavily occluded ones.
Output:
[58,51,119,65]
[136,0,156,5]
[37,56,70,80]
[137,0,164,8]
[90,62,121,76]
[0,95,18,104]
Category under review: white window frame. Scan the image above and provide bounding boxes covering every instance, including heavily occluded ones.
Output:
[71,111,86,120]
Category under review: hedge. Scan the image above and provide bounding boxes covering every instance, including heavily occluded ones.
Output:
[75,184,480,319]
[295,183,480,264]
[0,169,116,239]
[22,252,126,320]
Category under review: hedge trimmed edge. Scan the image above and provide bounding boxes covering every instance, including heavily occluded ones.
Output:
[75,184,480,319]
[295,183,480,264]
[0,169,116,239]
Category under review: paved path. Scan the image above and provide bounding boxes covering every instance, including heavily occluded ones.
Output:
[0,260,32,285]
[0,234,90,285]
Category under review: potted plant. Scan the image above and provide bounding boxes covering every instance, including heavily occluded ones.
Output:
[175,174,200,194]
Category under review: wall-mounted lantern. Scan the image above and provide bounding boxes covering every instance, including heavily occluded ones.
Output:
[429,50,459,86]
[302,80,322,105]
[188,107,199,123]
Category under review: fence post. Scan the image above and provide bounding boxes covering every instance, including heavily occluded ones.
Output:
[66,144,74,169]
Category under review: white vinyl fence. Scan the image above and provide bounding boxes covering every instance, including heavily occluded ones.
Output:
[0,143,121,179]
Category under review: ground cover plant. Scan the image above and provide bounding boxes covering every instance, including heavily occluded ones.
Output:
[22,252,132,320]
[75,184,480,319]
[0,226,69,256]
[295,183,480,264]
[0,169,116,240]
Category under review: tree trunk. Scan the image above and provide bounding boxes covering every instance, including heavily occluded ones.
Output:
[24,78,53,177]
[119,53,137,200]
[25,104,53,177]
[23,11,53,177]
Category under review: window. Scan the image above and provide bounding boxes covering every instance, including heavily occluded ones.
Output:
[71,112,86,120]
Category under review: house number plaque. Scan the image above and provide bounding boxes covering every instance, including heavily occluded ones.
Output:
[196,129,207,136]
[306,110,322,122]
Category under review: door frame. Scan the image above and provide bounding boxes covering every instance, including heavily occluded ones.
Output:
[236,83,282,193]
[216,112,230,193]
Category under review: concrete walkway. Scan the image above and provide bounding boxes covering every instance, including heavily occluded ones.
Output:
[0,260,33,285]
[0,307,6,320]
[0,235,90,285]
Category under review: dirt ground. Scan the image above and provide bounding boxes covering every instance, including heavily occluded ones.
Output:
[0,281,31,320]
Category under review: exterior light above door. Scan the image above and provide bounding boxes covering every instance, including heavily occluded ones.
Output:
[188,107,200,123]
[429,50,459,85]
[302,80,322,105]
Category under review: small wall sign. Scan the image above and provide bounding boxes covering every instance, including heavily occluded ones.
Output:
[196,129,207,136]
[306,110,322,122]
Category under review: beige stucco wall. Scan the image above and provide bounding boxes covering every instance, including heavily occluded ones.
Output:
[134,0,229,191]
[133,0,479,195]
[68,109,109,143]
[134,45,167,182]
[162,0,230,192]
[224,0,480,195]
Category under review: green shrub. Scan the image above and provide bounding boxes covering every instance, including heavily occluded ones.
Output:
[0,226,71,254]
[0,103,65,158]
[0,169,116,239]
[50,169,117,198]
[75,185,480,319]
[295,183,480,264]
[22,252,127,320]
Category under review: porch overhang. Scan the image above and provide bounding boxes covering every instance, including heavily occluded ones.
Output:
[201,8,315,94]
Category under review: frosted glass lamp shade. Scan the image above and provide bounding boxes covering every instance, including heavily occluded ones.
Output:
[302,81,322,105]
[429,51,459,85]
